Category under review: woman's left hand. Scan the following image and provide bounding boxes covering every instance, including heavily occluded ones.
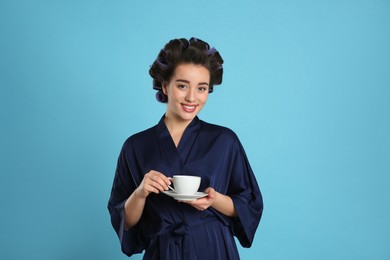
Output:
[182,187,237,217]
[183,187,216,211]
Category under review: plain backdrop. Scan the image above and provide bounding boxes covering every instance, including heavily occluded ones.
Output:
[1,0,389,259]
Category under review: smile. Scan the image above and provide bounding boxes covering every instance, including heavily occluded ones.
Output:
[181,104,197,113]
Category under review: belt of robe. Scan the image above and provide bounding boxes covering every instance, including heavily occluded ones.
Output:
[154,216,221,260]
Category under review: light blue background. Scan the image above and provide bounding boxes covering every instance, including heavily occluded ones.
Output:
[1,0,389,259]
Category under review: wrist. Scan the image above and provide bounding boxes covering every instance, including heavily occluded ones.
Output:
[211,190,220,207]
[134,187,148,199]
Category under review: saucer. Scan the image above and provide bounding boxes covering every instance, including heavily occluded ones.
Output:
[163,190,208,201]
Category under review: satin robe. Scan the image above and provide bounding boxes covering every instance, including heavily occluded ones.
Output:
[108,116,263,259]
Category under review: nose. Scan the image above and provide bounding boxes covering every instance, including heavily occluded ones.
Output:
[185,87,195,102]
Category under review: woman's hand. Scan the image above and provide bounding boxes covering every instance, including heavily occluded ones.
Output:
[183,187,237,217]
[134,170,171,199]
[184,187,217,211]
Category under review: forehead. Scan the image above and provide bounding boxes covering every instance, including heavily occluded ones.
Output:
[172,64,210,82]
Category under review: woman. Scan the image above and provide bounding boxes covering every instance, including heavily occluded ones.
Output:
[108,37,263,259]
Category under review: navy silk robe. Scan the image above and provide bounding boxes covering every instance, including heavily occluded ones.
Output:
[108,116,263,259]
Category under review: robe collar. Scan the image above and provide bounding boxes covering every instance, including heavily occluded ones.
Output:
[156,115,202,176]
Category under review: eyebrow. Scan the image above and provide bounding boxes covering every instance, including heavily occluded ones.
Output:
[175,79,209,86]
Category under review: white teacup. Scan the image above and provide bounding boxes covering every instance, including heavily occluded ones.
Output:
[168,175,201,195]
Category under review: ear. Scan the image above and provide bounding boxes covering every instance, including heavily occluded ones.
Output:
[162,83,168,95]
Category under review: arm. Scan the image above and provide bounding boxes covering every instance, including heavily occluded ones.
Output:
[124,170,171,229]
[124,190,147,229]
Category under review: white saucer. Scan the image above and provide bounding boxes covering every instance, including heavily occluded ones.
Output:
[163,190,208,201]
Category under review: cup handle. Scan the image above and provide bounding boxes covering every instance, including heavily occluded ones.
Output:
[167,177,175,192]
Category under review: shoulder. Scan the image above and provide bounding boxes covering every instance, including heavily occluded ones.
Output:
[200,120,239,142]
[122,125,158,151]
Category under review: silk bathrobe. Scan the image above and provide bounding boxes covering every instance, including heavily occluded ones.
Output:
[108,116,263,259]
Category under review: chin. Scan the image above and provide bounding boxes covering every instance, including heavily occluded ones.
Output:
[179,113,197,121]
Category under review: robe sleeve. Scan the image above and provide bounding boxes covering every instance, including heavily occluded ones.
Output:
[107,141,145,256]
[227,136,263,248]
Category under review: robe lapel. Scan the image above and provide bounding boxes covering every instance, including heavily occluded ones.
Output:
[156,116,202,176]
[177,116,201,165]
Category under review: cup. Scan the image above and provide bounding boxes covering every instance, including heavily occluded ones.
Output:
[168,175,201,195]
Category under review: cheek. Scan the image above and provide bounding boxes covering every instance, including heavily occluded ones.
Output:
[166,90,180,105]
[200,93,209,104]
[172,90,186,100]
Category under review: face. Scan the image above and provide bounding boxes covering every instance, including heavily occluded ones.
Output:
[163,63,210,124]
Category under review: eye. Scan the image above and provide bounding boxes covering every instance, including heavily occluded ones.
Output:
[198,86,208,92]
[177,84,188,90]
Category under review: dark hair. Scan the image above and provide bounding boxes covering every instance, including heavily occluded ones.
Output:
[149,37,224,103]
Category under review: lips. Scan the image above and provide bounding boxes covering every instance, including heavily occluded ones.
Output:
[181,104,197,113]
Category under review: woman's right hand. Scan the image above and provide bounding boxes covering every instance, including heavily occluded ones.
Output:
[134,170,171,198]
[124,170,171,229]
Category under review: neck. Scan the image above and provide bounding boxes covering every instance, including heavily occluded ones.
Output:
[164,114,194,147]
[164,115,192,133]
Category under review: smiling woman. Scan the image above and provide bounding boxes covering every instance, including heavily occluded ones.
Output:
[162,64,210,142]
[107,37,263,260]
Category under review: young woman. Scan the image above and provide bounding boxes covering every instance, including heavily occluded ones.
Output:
[108,37,263,259]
